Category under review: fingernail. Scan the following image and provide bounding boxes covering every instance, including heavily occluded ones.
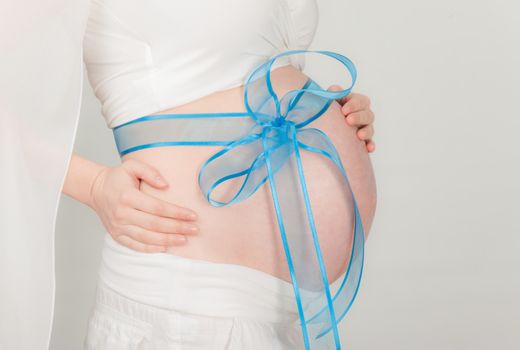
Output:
[189,212,198,220]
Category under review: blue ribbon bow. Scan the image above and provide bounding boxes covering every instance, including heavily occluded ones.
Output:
[113,49,365,349]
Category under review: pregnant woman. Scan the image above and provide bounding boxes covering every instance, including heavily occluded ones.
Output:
[60,1,377,349]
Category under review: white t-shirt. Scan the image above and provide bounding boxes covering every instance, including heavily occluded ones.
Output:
[82,0,319,128]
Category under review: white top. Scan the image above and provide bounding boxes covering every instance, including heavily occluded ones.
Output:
[82,0,318,128]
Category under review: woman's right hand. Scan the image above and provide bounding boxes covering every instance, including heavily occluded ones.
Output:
[88,158,199,253]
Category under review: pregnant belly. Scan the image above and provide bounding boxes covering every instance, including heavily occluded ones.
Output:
[121,64,377,285]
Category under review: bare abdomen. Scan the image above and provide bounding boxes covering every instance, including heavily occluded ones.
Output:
[122,64,377,284]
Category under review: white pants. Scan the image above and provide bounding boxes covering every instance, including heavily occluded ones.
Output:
[83,233,321,349]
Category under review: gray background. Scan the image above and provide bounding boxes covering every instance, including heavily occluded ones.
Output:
[51,0,520,349]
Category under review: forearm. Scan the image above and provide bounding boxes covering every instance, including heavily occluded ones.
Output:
[62,152,109,209]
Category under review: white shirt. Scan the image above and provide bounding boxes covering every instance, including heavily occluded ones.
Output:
[82,0,318,128]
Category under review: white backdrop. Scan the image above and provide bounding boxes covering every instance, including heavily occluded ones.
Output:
[51,0,520,349]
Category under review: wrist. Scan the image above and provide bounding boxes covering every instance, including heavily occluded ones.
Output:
[87,166,109,210]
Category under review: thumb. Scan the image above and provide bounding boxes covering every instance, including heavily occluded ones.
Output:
[122,159,169,189]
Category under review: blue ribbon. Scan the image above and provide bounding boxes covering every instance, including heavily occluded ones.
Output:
[113,49,365,349]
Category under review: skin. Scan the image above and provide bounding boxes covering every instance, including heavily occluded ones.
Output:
[63,64,377,284]
[328,85,375,153]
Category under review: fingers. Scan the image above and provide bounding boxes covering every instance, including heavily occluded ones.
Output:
[356,124,374,141]
[342,93,371,115]
[114,234,169,253]
[327,86,377,153]
[124,207,200,236]
[118,224,188,247]
[344,109,375,127]
[327,86,373,120]
[366,140,376,153]
[122,188,198,221]
[122,158,169,189]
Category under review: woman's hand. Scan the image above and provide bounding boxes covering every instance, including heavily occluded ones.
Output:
[89,158,199,253]
[328,86,376,153]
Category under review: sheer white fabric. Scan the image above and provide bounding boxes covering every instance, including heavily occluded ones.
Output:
[0,1,90,349]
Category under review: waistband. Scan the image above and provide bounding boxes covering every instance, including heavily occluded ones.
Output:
[93,279,233,333]
[98,233,323,324]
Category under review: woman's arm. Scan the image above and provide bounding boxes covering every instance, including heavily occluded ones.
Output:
[62,152,108,209]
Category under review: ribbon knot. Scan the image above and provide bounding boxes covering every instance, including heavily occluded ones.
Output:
[272,115,286,127]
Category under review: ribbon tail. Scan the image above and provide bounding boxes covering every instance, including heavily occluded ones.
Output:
[295,127,366,340]
[263,123,352,349]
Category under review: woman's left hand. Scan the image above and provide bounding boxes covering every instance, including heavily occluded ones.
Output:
[328,86,376,153]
